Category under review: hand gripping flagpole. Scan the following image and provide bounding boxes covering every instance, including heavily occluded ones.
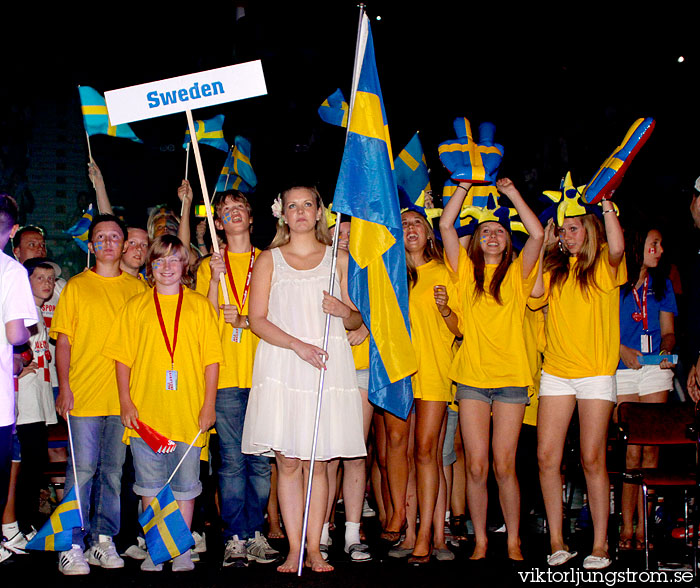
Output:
[65,412,85,532]
[185,109,230,305]
[297,3,367,576]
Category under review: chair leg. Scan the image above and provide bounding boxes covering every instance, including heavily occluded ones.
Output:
[642,483,650,571]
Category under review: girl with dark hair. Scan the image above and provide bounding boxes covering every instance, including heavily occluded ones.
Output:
[616,222,676,550]
[439,178,543,561]
[532,184,625,570]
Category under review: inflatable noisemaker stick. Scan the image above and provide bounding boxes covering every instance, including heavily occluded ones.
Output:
[185,109,230,305]
[296,4,364,577]
[65,412,86,531]
[136,419,177,454]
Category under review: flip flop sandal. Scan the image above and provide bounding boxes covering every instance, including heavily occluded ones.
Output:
[346,543,372,562]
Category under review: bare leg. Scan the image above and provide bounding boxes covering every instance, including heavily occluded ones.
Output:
[491,401,526,560]
[433,411,449,550]
[394,414,417,550]
[274,453,304,573]
[459,398,492,559]
[372,412,391,527]
[267,461,285,538]
[301,460,333,572]
[1,461,19,524]
[383,411,410,534]
[537,395,577,555]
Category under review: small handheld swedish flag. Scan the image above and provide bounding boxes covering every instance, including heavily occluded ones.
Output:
[318,88,349,128]
[182,114,228,152]
[78,86,142,143]
[26,487,82,552]
[139,484,195,565]
[65,203,94,253]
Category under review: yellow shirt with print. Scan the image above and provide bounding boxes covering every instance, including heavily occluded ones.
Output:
[196,249,260,389]
[533,245,626,379]
[103,288,223,447]
[410,260,459,402]
[49,270,147,417]
[449,249,538,389]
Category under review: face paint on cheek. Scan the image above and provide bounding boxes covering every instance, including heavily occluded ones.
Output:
[151,259,163,271]
[480,235,488,246]
[649,248,656,254]
[222,211,233,225]
[94,241,104,251]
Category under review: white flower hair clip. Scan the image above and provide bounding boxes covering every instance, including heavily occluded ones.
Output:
[271,194,284,225]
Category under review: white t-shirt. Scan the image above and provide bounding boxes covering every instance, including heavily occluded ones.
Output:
[41,277,66,388]
[0,251,38,427]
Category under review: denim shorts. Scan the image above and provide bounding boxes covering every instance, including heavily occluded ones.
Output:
[455,383,529,405]
[441,407,459,466]
[131,437,202,500]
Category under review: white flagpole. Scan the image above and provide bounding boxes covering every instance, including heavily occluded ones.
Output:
[185,109,230,305]
[65,412,85,530]
[296,3,368,576]
[165,430,202,486]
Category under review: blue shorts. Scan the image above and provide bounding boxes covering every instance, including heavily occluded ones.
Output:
[130,437,202,500]
[11,432,21,462]
[455,383,529,406]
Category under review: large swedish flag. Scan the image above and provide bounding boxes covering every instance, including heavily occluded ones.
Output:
[395,132,430,204]
[65,203,94,253]
[183,114,228,152]
[318,88,349,128]
[26,487,82,552]
[78,86,142,143]
[333,14,417,420]
[139,484,195,565]
[216,146,254,193]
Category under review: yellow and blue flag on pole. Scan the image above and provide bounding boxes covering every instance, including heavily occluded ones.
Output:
[395,132,430,204]
[139,484,195,565]
[216,145,254,193]
[182,114,228,152]
[333,13,417,420]
[65,203,94,253]
[230,135,257,189]
[318,88,349,128]
[26,487,82,552]
[78,86,142,143]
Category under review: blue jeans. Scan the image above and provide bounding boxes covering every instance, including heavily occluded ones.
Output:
[64,415,126,545]
[216,387,270,540]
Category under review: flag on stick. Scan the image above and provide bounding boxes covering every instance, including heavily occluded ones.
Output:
[136,419,177,454]
[216,146,254,193]
[182,114,228,152]
[231,136,257,189]
[318,88,349,128]
[332,13,417,420]
[78,86,142,143]
[65,203,94,253]
[26,487,82,552]
[395,132,430,204]
[138,484,195,565]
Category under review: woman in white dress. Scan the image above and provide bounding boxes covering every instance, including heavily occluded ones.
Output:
[242,186,366,573]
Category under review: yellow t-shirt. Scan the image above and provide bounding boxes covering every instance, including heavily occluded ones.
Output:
[522,306,546,426]
[102,287,223,447]
[410,260,459,402]
[449,249,538,388]
[49,270,147,417]
[534,246,627,378]
[196,249,260,389]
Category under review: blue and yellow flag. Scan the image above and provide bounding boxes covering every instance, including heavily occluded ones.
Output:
[215,146,254,193]
[394,132,430,205]
[333,14,417,420]
[139,484,195,565]
[65,203,93,253]
[182,114,228,152]
[318,88,349,128]
[78,86,142,143]
[26,487,82,552]
[231,135,257,189]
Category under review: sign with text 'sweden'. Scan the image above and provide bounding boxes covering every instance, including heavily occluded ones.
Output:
[104,61,267,125]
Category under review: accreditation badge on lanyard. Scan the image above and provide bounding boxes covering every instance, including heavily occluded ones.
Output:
[225,246,255,344]
[631,275,652,353]
[154,286,184,390]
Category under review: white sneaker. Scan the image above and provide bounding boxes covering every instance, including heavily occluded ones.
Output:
[58,545,90,576]
[141,553,163,572]
[246,531,279,563]
[87,535,124,568]
[223,535,247,567]
[192,531,206,553]
[362,498,376,518]
[1,544,14,564]
[122,536,147,560]
[172,550,195,572]
[2,529,33,555]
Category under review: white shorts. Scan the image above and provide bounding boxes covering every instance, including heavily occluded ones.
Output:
[356,368,369,391]
[538,371,617,402]
[615,364,673,398]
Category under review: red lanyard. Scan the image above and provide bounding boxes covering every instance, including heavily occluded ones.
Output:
[154,286,183,368]
[631,275,649,331]
[224,246,255,312]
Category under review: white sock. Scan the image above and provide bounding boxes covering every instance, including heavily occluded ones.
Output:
[320,522,330,546]
[345,521,361,550]
[2,521,19,538]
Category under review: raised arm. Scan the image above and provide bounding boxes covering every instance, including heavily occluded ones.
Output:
[248,250,328,370]
[601,198,624,270]
[176,180,199,266]
[438,183,471,270]
[496,178,544,278]
[88,160,114,215]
